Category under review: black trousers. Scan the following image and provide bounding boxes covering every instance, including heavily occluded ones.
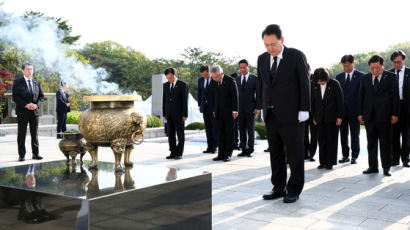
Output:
[17,112,39,157]
[234,118,239,147]
[304,117,317,158]
[265,110,304,195]
[317,122,339,166]
[203,111,219,151]
[340,114,361,159]
[167,116,185,156]
[216,113,235,158]
[57,111,67,133]
[365,120,392,170]
[238,111,255,152]
[392,100,409,164]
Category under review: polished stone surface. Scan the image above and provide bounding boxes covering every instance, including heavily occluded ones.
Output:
[0,160,211,229]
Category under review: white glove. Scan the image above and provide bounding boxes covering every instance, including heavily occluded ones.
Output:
[298,111,309,122]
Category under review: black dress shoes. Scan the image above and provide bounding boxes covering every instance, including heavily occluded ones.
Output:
[238,151,248,157]
[262,190,286,200]
[174,156,182,160]
[234,146,241,151]
[166,155,175,159]
[403,162,410,168]
[304,155,310,160]
[213,157,223,161]
[339,157,350,163]
[351,158,357,164]
[222,156,231,162]
[325,165,333,170]
[317,165,324,169]
[32,155,43,160]
[383,169,391,176]
[283,194,299,203]
[264,148,270,152]
[203,149,212,153]
[19,156,25,162]
[391,161,400,166]
[363,168,379,174]
[309,157,315,162]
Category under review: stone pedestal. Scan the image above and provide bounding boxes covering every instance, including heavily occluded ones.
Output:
[151,74,166,119]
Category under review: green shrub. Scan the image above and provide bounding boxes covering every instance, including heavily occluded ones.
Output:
[185,122,205,130]
[64,129,80,134]
[255,122,267,139]
[66,111,82,124]
[147,115,162,128]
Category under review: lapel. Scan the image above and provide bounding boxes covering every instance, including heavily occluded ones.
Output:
[264,53,273,86]
[272,46,286,87]
[374,72,386,94]
[322,82,331,103]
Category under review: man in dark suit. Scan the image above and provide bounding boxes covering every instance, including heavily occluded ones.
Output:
[311,68,344,170]
[390,50,410,167]
[12,63,44,162]
[211,65,239,162]
[162,68,188,160]
[336,55,364,165]
[258,24,310,203]
[235,59,259,157]
[304,65,317,161]
[56,81,70,139]
[231,72,241,151]
[358,55,399,177]
[198,65,218,153]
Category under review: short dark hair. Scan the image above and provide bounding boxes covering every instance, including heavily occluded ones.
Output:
[238,59,249,66]
[200,65,209,73]
[231,72,239,78]
[390,50,406,61]
[368,55,384,66]
[341,55,354,64]
[262,24,282,39]
[164,67,176,76]
[21,63,33,70]
[313,67,330,82]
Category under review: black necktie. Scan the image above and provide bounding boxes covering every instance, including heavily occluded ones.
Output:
[170,82,174,93]
[27,80,33,102]
[374,76,380,90]
[242,76,246,90]
[346,73,351,87]
[206,78,210,88]
[271,56,278,74]
[397,69,401,84]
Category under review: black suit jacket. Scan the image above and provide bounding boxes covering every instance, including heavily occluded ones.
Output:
[162,80,188,119]
[235,74,259,114]
[56,88,70,113]
[12,77,44,117]
[389,67,410,113]
[311,79,344,125]
[358,70,400,122]
[211,75,239,117]
[336,70,364,117]
[197,77,216,114]
[257,46,310,123]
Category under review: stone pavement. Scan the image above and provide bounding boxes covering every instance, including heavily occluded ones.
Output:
[0,130,410,230]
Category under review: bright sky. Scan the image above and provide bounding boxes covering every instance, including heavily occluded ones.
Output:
[3,0,410,71]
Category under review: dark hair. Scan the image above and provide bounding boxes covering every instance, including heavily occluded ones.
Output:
[390,50,406,61]
[261,24,282,39]
[60,81,67,86]
[200,65,209,73]
[341,55,354,64]
[307,63,311,71]
[313,67,330,82]
[21,63,33,70]
[164,67,176,76]
[238,59,249,66]
[368,55,384,65]
[231,72,239,78]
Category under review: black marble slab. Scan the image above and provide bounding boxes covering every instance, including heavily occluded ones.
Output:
[0,160,211,230]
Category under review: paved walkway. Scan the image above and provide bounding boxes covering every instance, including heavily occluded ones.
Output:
[1,130,410,230]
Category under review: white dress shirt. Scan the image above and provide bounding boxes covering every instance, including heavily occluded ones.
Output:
[395,66,405,100]
[320,83,327,99]
[203,77,212,89]
[170,78,178,90]
[24,76,33,92]
[241,73,249,85]
[346,70,354,81]
[270,45,284,69]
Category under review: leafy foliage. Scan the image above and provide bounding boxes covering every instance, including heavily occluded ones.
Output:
[255,122,267,140]
[147,115,162,128]
[185,122,205,130]
[66,111,82,124]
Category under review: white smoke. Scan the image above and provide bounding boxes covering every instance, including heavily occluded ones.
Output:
[0,7,119,94]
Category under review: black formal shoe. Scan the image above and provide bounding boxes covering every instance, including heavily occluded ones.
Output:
[283,194,299,203]
[32,155,43,160]
[325,165,333,170]
[317,165,324,169]
[19,156,25,162]
[234,146,241,151]
[363,168,379,174]
[166,155,175,159]
[174,156,182,160]
[403,162,410,168]
[304,155,310,160]
[309,157,315,162]
[203,149,212,153]
[391,161,400,166]
[238,152,248,157]
[351,158,357,164]
[262,190,286,200]
[383,169,391,176]
[222,156,231,162]
[56,134,63,139]
[210,149,217,154]
[264,148,270,152]
[213,157,223,161]
[339,157,350,163]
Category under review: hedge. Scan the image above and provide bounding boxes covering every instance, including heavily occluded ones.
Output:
[255,122,267,139]
[147,115,162,128]
[66,111,82,124]
[185,122,205,130]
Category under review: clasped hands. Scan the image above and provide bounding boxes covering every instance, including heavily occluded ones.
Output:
[25,103,37,110]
